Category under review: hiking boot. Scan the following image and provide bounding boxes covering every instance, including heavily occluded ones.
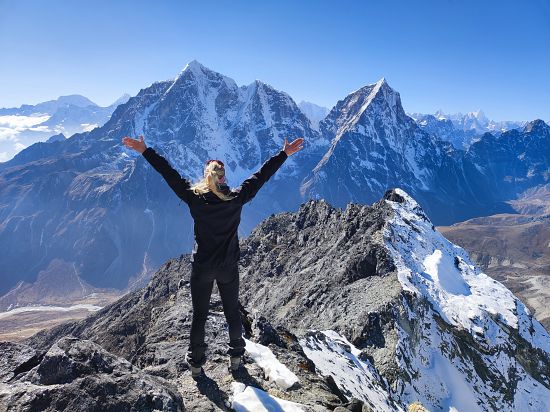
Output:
[229,355,242,371]
[189,364,203,378]
[185,354,204,378]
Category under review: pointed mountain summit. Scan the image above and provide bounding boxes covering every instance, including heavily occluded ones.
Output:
[523,119,549,134]
[167,59,238,93]
[469,109,488,122]
[301,77,474,224]
[321,77,403,141]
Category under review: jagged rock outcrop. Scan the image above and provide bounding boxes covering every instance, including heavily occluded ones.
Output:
[237,188,550,410]
[0,336,183,411]
[14,252,345,411]
[238,196,402,381]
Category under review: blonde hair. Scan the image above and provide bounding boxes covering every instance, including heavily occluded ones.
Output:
[190,160,235,201]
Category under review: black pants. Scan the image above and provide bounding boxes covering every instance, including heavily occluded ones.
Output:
[187,262,246,367]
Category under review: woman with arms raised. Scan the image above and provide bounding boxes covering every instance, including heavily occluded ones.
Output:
[122,134,304,378]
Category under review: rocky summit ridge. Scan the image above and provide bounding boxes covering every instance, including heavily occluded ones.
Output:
[1,188,549,411]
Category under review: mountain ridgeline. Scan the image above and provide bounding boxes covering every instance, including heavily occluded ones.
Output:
[0,93,131,163]
[0,59,548,296]
[409,110,525,150]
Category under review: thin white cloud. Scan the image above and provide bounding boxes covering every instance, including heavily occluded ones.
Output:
[80,123,98,132]
[0,151,10,162]
[0,114,50,128]
[0,127,19,141]
[14,142,26,151]
[28,125,52,132]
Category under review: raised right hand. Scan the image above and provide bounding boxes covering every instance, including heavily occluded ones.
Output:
[122,135,147,154]
[283,137,304,156]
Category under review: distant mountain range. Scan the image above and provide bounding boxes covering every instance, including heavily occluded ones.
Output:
[408,110,526,149]
[0,59,548,299]
[0,93,130,162]
[298,101,329,131]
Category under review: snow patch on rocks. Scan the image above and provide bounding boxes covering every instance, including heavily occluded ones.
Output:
[245,337,299,390]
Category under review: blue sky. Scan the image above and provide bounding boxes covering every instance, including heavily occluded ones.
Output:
[0,0,549,121]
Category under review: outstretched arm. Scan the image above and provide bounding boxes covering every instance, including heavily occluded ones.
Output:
[122,135,191,204]
[237,137,304,204]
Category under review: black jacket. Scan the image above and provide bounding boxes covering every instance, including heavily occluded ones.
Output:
[142,147,288,270]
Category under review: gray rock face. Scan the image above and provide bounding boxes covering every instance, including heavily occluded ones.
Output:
[237,189,550,410]
[0,340,41,383]
[238,197,402,381]
[0,337,183,411]
[18,254,346,411]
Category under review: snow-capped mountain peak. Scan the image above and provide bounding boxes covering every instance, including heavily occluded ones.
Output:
[53,94,98,108]
[376,76,387,86]
[182,59,216,79]
[302,76,445,207]
[386,188,528,339]
[382,188,550,411]
[185,58,205,70]
[321,77,402,140]
[121,59,321,190]
[468,109,487,122]
[168,59,238,93]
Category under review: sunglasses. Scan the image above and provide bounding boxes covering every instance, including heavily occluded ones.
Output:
[206,159,224,167]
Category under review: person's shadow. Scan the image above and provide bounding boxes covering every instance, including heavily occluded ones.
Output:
[194,366,267,411]
[194,374,233,411]
[230,365,264,389]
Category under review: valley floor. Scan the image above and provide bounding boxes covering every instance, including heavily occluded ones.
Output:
[0,292,124,342]
[438,212,550,329]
